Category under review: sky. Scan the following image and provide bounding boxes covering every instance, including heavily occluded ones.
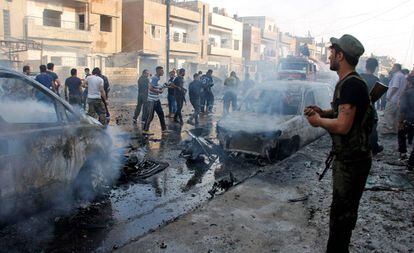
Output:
[202,0,414,69]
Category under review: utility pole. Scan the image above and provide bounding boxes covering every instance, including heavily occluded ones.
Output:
[166,0,171,77]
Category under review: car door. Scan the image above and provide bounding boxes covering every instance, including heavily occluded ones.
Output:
[0,71,68,209]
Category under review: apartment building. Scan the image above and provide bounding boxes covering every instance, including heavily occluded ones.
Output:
[207,8,243,77]
[0,0,122,71]
[122,0,209,75]
[278,32,297,58]
[239,16,278,78]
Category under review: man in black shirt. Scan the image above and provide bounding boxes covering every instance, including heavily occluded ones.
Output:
[167,71,177,118]
[46,63,61,95]
[64,68,83,107]
[173,68,186,124]
[360,57,383,155]
[305,34,372,253]
[187,73,202,126]
[398,75,414,170]
[133,69,150,124]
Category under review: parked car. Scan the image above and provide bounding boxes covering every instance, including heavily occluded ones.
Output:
[217,80,333,160]
[0,68,117,222]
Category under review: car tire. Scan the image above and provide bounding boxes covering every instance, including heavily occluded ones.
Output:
[277,136,300,160]
[73,153,109,201]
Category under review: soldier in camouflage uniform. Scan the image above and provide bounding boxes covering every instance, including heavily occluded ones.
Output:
[304,34,374,253]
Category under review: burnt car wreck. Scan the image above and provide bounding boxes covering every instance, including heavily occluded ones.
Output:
[217,81,333,161]
[0,68,118,222]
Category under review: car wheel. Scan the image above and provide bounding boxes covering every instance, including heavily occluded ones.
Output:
[73,154,109,201]
[277,136,300,160]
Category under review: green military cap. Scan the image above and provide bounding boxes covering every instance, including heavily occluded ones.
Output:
[330,34,365,58]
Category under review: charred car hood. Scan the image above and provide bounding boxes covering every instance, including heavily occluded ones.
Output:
[217,111,297,133]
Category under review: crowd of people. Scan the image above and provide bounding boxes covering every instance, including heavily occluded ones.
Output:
[22,64,111,126]
[359,59,414,170]
[132,66,255,135]
[22,59,414,170]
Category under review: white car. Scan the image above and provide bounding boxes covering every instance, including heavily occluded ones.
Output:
[217,80,333,160]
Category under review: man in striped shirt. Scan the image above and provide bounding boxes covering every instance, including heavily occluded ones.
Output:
[143,66,167,135]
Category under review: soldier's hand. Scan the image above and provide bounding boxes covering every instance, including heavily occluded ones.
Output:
[306,113,321,127]
[304,107,316,117]
[306,105,323,114]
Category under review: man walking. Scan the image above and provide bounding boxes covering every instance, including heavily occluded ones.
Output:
[167,70,177,118]
[35,65,53,101]
[398,74,414,166]
[81,68,91,110]
[187,73,202,126]
[133,69,150,124]
[173,68,186,124]
[223,71,239,114]
[383,63,405,134]
[143,66,167,135]
[46,63,61,95]
[200,69,214,113]
[360,57,383,155]
[304,34,373,253]
[85,68,107,125]
[64,68,83,108]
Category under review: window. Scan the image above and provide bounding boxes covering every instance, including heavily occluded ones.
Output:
[78,14,85,30]
[0,74,57,123]
[182,33,187,43]
[43,9,61,27]
[50,56,62,66]
[234,40,240,51]
[254,45,259,53]
[77,57,86,66]
[173,32,180,42]
[268,25,272,31]
[314,89,332,109]
[150,25,161,39]
[304,91,315,106]
[100,15,112,32]
[3,10,11,38]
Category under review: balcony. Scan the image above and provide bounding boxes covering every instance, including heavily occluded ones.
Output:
[25,16,93,43]
[169,31,199,53]
[208,44,235,57]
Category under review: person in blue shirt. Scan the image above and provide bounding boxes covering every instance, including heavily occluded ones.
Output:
[35,65,53,102]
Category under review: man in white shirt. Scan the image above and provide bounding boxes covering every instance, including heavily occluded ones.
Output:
[86,67,108,125]
[142,66,167,135]
[383,63,405,134]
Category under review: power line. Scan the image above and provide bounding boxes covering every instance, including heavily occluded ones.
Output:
[314,0,411,37]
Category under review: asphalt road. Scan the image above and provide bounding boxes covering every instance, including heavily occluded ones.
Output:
[0,96,413,253]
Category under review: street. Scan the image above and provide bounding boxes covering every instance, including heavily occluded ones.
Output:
[0,94,413,253]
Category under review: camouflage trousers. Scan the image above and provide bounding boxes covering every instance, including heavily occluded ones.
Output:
[327,158,371,253]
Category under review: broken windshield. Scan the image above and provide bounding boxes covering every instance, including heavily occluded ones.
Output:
[241,88,301,115]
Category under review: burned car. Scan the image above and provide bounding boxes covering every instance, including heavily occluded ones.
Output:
[217,81,333,160]
[0,68,117,221]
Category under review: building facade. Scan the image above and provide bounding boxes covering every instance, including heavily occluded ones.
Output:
[122,1,243,79]
[0,0,122,73]
[122,0,210,76]
[239,16,279,78]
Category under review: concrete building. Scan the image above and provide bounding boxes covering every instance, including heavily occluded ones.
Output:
[207,8,243,77]
[239,16,279,78]
[278,32,296,58]
[0,0,122,72]
[121,0,209,76]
